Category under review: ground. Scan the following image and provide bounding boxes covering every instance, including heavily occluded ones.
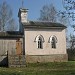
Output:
[0,61,75,75]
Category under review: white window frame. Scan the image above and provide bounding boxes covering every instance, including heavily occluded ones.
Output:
[48,35,57,49]
[34,35,44,49]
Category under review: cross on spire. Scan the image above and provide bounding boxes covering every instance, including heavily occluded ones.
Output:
[22,0,24,8]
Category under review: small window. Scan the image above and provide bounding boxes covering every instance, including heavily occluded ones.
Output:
[34,35,44,49]
[48,35,57,49]
[51,37,56,48]
[38,37,42,49]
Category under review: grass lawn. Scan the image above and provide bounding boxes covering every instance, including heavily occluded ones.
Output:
[0,61,75,75]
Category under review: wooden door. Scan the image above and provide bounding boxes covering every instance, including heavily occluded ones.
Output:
[16,40,22,55]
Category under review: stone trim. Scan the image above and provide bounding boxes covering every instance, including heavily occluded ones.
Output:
[26,54,68,63]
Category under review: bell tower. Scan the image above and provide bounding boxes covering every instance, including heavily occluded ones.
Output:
[18,0,28,23]
[18,8,28,23]
[18,0,28,32]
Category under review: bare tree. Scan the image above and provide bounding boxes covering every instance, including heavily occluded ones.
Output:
[39,4,57,22]
[39,3,69,27]
[57,11,69,26]
[6,19,17,31]
[0,1,17,31]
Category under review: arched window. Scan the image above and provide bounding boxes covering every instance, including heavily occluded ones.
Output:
[38,37,42,49]
[48,35,57,49]
[34,35,44,49]
[51,37,56,48]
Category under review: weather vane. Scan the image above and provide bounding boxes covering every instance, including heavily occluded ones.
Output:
[22,0,24,8]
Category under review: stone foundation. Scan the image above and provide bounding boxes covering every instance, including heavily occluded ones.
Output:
[26,54,68,63]
[8,55,26,67]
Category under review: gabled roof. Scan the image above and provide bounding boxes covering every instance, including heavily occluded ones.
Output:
[22,21,66,29]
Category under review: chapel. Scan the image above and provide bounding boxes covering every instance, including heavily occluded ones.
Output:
[0,7,68,67]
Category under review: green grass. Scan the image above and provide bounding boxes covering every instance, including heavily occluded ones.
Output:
[0,61,75,75]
